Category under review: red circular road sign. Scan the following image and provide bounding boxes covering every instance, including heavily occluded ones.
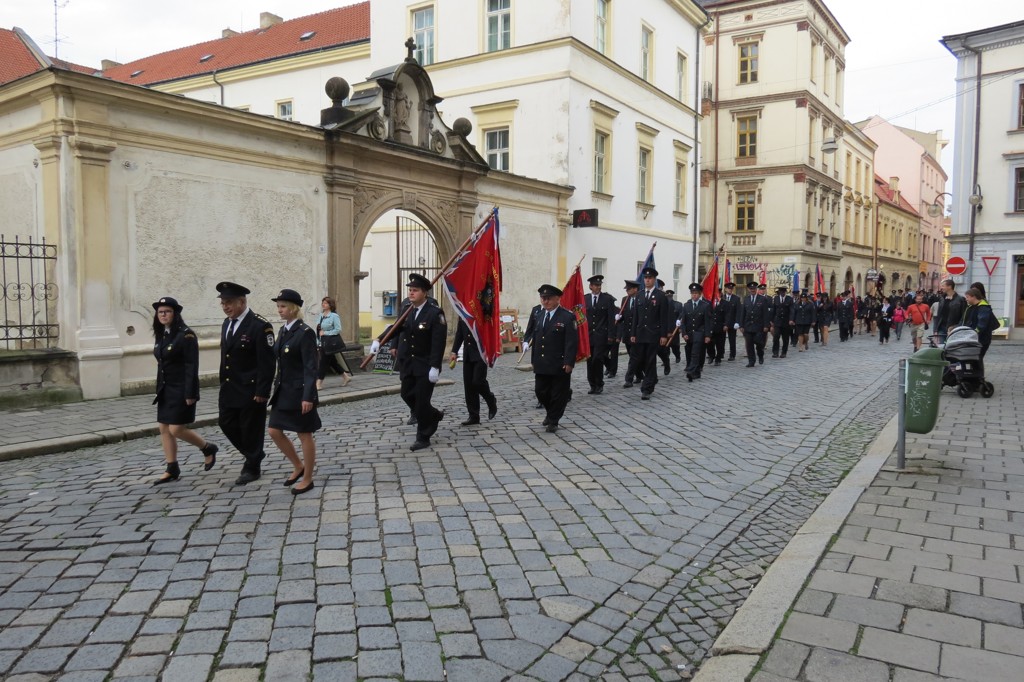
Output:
[945,256,967,275]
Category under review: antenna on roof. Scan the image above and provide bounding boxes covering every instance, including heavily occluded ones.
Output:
[52,0,70,59]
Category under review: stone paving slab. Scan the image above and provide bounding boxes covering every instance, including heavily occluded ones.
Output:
[0,334,926,680]
[707,344,1024,681]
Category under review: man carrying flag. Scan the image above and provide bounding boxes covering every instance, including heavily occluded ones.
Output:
[584,275,617,395]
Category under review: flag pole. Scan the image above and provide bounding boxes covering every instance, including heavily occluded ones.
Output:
[360,207,498,369]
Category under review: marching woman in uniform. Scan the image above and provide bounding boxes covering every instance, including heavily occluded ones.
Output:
[152,297,218,485]
[267,289,321,495]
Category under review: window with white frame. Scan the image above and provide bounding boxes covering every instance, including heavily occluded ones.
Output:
[276,100,293,121]
[1017,83,1024,129]
[640,26,653,82]
[594,130,609,194]
[485,127,510,171]
[674,162,686,212]
[595,0,609,55]
[638,147,651,204]
[412,6,435,65]
[673,264,683,293]
[486,0,511,52]
[1015,167,1024,212]
[592,258,606,278]
[676,52,688,101]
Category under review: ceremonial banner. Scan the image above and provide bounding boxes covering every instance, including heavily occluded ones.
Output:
[637,242,657,283]
[441,209,503,366]
[560,266,591,362]
[701,255,721,304]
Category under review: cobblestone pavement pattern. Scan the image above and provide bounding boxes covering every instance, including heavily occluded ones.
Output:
[0,334,908,681]
[752,349,1024,682]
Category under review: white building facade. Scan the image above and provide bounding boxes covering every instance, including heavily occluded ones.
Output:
[942,21,1024,333]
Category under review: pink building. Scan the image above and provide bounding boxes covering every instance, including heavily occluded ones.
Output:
[855,115,948,291]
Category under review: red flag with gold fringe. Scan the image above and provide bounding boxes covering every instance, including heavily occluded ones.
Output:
[560,266,591,362]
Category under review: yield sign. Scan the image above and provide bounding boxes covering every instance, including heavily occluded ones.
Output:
[982,256,1000,276]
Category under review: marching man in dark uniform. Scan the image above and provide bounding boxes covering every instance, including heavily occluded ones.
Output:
[720,282,741,361]
[739,282,771,367]
[705,288,726,366]
[630,267,670,400]
[678,283,711,381]
[656,279,673,375]
[522,297,545,409]
[528,284,577,432]
[618,280,643,387]
[371,273,447,451]
[216,281,277,485]
[450,318,498,426]
[584,275,617,395]
[837,290,855,341]
[666,290,684,365]
[771,286,795,358]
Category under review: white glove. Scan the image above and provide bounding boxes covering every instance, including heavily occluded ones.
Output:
[675,319,682,328]
[428,367,440,383]
[733,323,740,330]
[370,340,381,354]
[614,314,622,321]
[522,341,530,352]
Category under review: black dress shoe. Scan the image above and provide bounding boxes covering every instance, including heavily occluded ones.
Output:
[772,353,779,358]
[461,417,481,426]
[488,405,498,420]
[153,461,180,485]
[291,481,315,496]
[641,393,651,400]
[675,357,680,364]
[545,423,558,433]
[201,442,218,471]
[663,364,670,376]
[542,417,551,426]
[235,469,260,485]
[407,415,418,425]
[758,356,764,364]
[686,373,693,382]
[587,388,596,395]
[410,440,431,451]
[592,387,603,395]
[780,353,787,358]
[283,469,305,486]
[622,382,633,388]
[728,357,735,361]
[746,362,756,368]
[714,360,722,366]
[424,410,445,438]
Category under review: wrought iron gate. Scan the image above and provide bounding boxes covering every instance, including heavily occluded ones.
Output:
[1,235,59,350]
[396,216,440,294]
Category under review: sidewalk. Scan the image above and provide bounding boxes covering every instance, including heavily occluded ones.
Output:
[0,369,452,461]
[696,342,1024,681]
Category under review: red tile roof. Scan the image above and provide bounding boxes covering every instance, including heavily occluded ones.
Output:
[0,28,46,86]
[874,175,921,217]
[103,3,370,86]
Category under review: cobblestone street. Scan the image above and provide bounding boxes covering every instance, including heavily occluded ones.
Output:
[0,335,906,681]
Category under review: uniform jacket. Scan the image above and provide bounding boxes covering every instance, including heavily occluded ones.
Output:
[817,300,835,326]
[616,295,637,341]
[585,291,618,343]
[772,294,794,328]
[739,294,771,331]
[393,302,447,379]
[529,306,578,374]
[837,299,855,324]
[452,318,483,363]
[523,304,543,343]
[269,320,319,409]
[154,326,200,406]
[219,310,276,408]
[791,301,817,326]
[631,287,671,343]
[680,298,711,338]
[708,298,729,331]
[719,293,741,330]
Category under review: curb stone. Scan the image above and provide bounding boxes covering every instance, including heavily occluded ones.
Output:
[0,379,452,462]
[692,414,900,680]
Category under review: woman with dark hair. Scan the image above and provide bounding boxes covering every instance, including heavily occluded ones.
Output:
[316,296,352,390]
[969,281,987,300]
[151,297,218,485]
[962,287,997,358]
[268,289,321,495]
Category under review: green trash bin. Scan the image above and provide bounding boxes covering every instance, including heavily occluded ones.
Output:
[905,348,945,434]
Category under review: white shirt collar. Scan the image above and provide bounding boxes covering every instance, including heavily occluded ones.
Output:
[284,319,298,331]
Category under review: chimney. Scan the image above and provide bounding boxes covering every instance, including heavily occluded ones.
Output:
[260,12,283,29]
[222,28,239,39]
[889,176,900,202]
[101,59,122,70]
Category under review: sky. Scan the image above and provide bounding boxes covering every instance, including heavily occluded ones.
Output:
[4,0,1021,182]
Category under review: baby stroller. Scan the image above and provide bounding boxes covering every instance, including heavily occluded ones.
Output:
[939,326,994,398]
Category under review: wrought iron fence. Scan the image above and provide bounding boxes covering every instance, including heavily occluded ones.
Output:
[1,235,59,350]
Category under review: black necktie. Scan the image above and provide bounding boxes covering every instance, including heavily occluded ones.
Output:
[227,318,238,340]
[543,312,551,330]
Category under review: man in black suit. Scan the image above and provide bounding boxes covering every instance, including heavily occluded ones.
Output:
[522,300,545,409]
[666,290,684,365]
[630,267,671,400]
[618,280,642,387]
[678,282,711,381]
[739,282,771,367]
[771,286,795,358]
[719,282,741,361]
[372,273,447,451]
[450,318,497,426]
[528,284,578,432]
[837,290,855,341]
[584,275,617,395]
[216,281,277,485]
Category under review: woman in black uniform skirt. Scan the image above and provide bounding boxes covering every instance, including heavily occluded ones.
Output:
[267,289,321,495]
[152,297,218,485]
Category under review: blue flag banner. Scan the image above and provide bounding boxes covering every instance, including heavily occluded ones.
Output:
[637,242,657,284]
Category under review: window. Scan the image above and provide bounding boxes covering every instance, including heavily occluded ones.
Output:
[1015,167,1024,212]
[737,115,757,158]
[673,264,683,293]
[592,258,607,277]
[836,65,843,106]
[638,147,651,203]
[676,52,688,101]
[276,100,293,121]
[736,191,756,231]
[412,6,435,65]
[595,0,609,54]
[674,162,686,212]
[640,27,653,82]
[823,54,832,95]
[594,131,609,193]
[810,41,817,82]
[486,0,511,52]
[485,128,510,171]
[1018,84,1024,129]
[738,42,758,84]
